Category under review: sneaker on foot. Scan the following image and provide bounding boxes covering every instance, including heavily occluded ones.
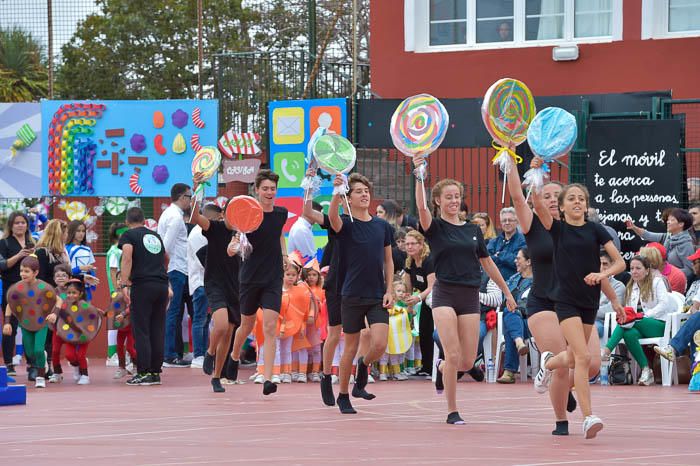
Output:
[310,372,321,383]
[126,373,149,386]
[291,372,299,382]
[638,367,654,386]
[446,411,465,425]
[271,374,281,384]
[534,351,554,394]
[183,352,194,363]
[654,345,675,362]
[379,373,388,381]
[147,373,162,385]
[281,373,292,384]
[35,376,46,388]
[583,415,603,439]
[225,357,239,381]
[211,378,225,393]
[321,374,336,406]
[254,374,265,384]
[394,372,408,381]
[163,357,190,368]
[263,380,277,395]
[6,364,16,376]
[48,373,63,383]
[106,353,119,367]
[72,366,80,382]
[190,356,205,369]
[126,363,135,374]
[203,352,215,375]
[113,368,129,379]
[297,373,307,383]
[77,375,90,385]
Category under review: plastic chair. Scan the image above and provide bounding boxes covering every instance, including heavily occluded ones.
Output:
[493,311,529,382]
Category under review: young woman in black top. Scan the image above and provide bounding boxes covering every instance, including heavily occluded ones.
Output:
[413,155,516,425]
[0,211,34,373]
[529,158,625,439]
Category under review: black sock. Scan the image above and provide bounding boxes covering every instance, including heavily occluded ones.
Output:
[203,352,214,376]
[211,377,225,393]
[567,392,577,413]
[225,357,239,381]
[355,357,368,390]
[352,385,376,400]
[263,379,277,395]
[321,374,336,406]
[446,412,465,425]
[337,393,356,414]
[467,366,484,382]
[79,368,88,376]
[552,420,569,436]
[435,360,444,393]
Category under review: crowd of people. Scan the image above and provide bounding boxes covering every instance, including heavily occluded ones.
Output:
[2,157,700,437]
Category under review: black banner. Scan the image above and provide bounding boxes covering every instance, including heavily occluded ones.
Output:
[586,119,682,259]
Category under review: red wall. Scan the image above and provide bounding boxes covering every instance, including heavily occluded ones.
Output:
[370,0,700,99]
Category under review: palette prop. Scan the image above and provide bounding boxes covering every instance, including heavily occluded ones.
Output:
[54,299,103,344]
[523,107,577,196]
[225,195,264,260]
[190,146,221,220]
[6,280,56,332]
[312,133,356,219]
[106,291,130,330]
[302,126,327,202]
[390,93,449,207]
[481,78,535,202]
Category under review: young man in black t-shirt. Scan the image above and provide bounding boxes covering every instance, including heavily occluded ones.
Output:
[189,189,241,393]
[118,207,170,386]
[328,173,394,414]
[227,170,289,396]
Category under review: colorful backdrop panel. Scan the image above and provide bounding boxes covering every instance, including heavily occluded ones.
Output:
[0,103,42,198]
[41,100,218,197]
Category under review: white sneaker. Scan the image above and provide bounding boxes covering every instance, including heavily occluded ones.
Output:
[653,345,675,362]
[281,373,292,384]
[271,374,281,384]
[394,372,408,381]
[249,372,260,381]
[254,374,265,384]
[331,374,339,385]
[310,372,321,383]
[297,373,307,383]
[190,356,204,369]
[291,372,299,382]
[638,367,654,386]
[12,354,22,366]
[534,351,554,394]
[48,373,63,384]
[72,366,80,382]
[183,352,194,363]
[406,367,417,375]
[349,374,355,385]
[35,377,46,388]
[113,368,129,379]
[367,374,375,384]
[379,373,388,381]
[583,415,604,439]
[126,363,134,374]
[77,375,90,385]
[106,353,119,367]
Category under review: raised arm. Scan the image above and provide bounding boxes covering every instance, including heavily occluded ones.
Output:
[328,174,344,233]
[505,157,533,234]
[303,168,326,226]
[529,159,553,230]
[412,154,432,232]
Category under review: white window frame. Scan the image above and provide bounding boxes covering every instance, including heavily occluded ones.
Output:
[407,0,623,53]
[642,0,700,40]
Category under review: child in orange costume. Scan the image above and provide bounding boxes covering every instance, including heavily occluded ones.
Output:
[298,259,325,383]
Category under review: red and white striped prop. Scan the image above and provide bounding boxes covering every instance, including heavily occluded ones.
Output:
[218,130,262,158]
[129,168,143,195]
[192,107,205,129]
[190,134,203,153]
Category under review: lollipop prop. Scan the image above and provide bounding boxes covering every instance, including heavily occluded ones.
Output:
[390,94,449,209]
[190,146,221,221]
[302,127,327,202]
[225,196,264,260]
[313,134,357,221]
[481,78,535,202]
[524,107,577,198]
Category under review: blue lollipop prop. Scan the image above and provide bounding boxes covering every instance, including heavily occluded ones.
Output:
[524,107,577,194]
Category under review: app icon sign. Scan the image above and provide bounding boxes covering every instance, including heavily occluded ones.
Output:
[273,152,305,188]
[310,106,342,136]
[273,107,305,145]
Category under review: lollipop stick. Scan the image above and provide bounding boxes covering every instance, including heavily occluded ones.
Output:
[502,170,507,204]
[343,193,354,223]
[188,198,197,223]
[525,185,532,203]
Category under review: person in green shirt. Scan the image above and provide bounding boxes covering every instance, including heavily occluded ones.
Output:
[106,222,127,361]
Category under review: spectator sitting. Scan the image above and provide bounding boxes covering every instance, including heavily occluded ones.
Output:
[487,207,526,280]
[478,270,503,361]
[685,249,700,303]
[627,208,695,280]
[640,244,686,294]
[596,250,626,339]
[655,300,700,362]
[497,248,533,384]
[603,255,676,386]
[688,203,700,242]
[392,228,408,276]
[471,212,497,245]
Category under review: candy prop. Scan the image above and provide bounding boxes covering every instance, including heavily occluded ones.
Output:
[154,134,167,155]
[192,107,205,129]
[130,134,146,153]
[172,109,188,128]
[523,107,577,195]
[172,133,186,154]
[225,195,263,260]
[313,133,356,220]
[105,128,124,138]
[93,205,104,216]
[107,292,130,330]
[481,78,535,202]
[145,218,158,231]
[6,280,57,332]
[129,168,143,195]
[218,130,262,158]
[73,138,97,194]
[214,196,228,209]
[152,165,169,184]
[64,201,88,221]
[10,123,37,158]
[190,146,221,220]
[190,134,202,153]
[302,126,326,202]
[104,196,128,216]
[54,299,103,344]
[153,111,165,128]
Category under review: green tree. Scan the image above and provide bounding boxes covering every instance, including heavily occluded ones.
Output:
[0,27,48,102]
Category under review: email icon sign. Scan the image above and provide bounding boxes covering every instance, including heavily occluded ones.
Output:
[273,107,305,145]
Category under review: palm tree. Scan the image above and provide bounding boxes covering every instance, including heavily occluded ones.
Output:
[0,27,48,102]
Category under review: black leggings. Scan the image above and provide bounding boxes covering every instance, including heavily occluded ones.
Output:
[419,304,434,373]
[131,281,169,374]
[2,315,18,365]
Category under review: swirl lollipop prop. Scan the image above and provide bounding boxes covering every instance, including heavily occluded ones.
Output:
[390,94,449,208]
[313,133,357,221]
[190,146,221,221]
[302,126,327,203]
[524,107,577,198]
[481,78,535,202]
[225,196,264,260]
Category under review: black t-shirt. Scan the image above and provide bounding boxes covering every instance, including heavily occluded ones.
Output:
[118,226,167,284]
[404,256,435,293]
[548,220,612,310]
[35,248,65,287]
[422,218,489,287]
[336,216,393,299]
[392,246,407,275]
[202,220,240,296]
[0,236,30,285]
[319,214,345,295]
[240,206,288,286]
[524,215,554,300]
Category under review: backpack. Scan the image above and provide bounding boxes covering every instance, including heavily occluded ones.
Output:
[609,354,633,385]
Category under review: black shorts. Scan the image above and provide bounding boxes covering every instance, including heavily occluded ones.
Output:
[526,294,556,317]
[240,282,283,317]
[205,282,240,326]
[555,302,597,325]
[431,281,480,316]
[326,292,342,327]
[341,296,389,334]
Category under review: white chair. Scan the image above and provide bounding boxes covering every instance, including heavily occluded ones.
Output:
[494,311,529,382]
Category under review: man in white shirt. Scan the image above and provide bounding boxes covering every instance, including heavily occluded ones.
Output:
[187,204,223,369]
[287,201,323,261]
[158,183,193,367]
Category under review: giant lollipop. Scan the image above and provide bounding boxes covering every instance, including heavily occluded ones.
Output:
[391,94,449,207]
[313,133,357,219]
[482,78,535,202]
[225,195,264,260]
[523,107,577,195]
[301,126,327,202]
[190,146,221,220]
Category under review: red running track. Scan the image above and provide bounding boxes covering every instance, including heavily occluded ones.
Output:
[2,362,699,466]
